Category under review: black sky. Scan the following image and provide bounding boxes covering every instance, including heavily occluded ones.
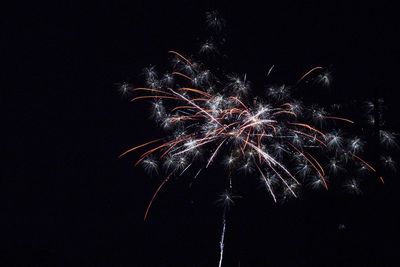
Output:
[4,0,400,266]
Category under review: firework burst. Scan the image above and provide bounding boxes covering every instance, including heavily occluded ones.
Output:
[120,11,397,266]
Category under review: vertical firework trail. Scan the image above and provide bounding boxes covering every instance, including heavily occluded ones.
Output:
[119,11,397,266]
[218,211,226,267]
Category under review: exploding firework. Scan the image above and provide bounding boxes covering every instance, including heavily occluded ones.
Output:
[119,11,397,266]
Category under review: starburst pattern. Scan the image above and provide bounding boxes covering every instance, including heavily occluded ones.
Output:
[120,46,396,217]
[119,11,397,267]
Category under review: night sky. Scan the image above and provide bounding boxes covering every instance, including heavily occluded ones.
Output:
[4,1,400,266]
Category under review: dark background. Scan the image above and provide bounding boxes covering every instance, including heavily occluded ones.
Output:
[4,0,400,266]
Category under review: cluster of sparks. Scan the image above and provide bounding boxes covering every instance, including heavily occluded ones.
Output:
[121,48,396,216]
[119,11,397,266]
